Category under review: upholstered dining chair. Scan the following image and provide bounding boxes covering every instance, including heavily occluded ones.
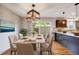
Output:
[18,33,23,39]
[45,33,49,40]
[8,35,17,55]
[45,34,51,43]
[40,34,53,55]
[16,43,34,55]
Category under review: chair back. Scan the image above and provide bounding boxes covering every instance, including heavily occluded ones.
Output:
[16,43,34,55]
[9,35,17,49]
[45,33,49,41]
[19,33,23,39]
[48,35,53,54]
[46,34,53,44]
[48,35,53,48]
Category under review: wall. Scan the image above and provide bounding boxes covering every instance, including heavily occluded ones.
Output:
[0,5,22,54]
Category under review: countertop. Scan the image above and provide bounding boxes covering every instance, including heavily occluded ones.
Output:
[55,32,79,38]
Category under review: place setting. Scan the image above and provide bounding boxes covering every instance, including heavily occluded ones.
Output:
[23,36,36,42]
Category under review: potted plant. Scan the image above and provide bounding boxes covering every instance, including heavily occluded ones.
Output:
[20,28,27,36]
[32,31,35,36]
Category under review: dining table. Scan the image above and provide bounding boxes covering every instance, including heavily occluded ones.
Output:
[13,34,45,54]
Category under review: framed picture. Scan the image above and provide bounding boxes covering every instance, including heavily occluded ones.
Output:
[56,20,67,28]
[0,19,15,32]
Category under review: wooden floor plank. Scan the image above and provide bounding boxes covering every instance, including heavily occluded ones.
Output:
[1,48,11,55]
[51,41,72,55]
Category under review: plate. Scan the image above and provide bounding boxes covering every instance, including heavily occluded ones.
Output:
[37,37,42,39]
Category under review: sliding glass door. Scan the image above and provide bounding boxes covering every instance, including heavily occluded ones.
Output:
[32,20,51,37]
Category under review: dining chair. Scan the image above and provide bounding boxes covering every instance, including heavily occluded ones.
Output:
[40,34,53,55]
[45,33,49,40]
[19,33,23,39]
[16,43,34,55]
[8,35,17,55]
[45,33,49,41]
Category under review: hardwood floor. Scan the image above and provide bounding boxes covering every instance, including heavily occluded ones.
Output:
[1,41,72,55]
[51,41,72,55]
[1,49,11,55]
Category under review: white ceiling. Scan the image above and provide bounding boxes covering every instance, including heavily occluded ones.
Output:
[1,3,79,18]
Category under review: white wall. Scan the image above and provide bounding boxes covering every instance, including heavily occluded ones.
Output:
[0,5,22,54]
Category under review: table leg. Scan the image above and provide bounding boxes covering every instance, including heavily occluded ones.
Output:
[36,43,40,54]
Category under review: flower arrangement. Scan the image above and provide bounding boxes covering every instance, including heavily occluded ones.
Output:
[20,28,27,36]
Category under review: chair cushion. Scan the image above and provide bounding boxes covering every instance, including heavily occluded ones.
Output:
[42,43,49,48]
[11,44,16,50]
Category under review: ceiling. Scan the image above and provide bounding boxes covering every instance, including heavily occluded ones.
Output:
[1,3,79,18]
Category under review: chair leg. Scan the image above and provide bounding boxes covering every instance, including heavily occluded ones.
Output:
[10,50,13,55]
[48,50,52,55]
[14,51,16,55]
[40,51,43,55]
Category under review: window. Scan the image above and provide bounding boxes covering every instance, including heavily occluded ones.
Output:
[67,20,76,29]
[35,20,51,28]
[32,20,51,36]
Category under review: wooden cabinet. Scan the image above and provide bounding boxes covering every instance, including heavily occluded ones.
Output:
[55,33,79,55]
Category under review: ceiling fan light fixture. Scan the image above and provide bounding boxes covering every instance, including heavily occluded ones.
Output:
[26,4,40,21]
